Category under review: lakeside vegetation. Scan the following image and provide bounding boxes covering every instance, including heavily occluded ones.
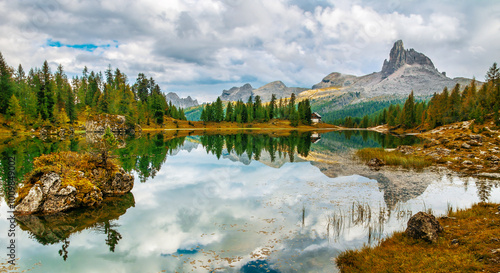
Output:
[0,50,324,137]
[0,51,187,133]
[336,202,500,273]
[356,147,432,169]
[200,93,313,127]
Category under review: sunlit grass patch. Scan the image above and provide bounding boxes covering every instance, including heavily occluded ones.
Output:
[356,147,432,169]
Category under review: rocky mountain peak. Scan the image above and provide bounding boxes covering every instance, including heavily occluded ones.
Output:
[165,92,199,109]
[381,40,435,78]
[220,83,254,102]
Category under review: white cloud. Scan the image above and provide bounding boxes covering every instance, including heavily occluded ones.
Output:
[0,0,498,102]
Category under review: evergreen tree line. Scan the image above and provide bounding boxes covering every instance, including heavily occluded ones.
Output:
[200,93,312,126]
[336,63,500,130]
[200,132,312,162]
[0,52,186,130]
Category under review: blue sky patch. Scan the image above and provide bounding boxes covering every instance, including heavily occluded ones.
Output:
[46,39,117,52]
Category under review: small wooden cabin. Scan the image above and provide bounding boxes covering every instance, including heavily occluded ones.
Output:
[311,112,322,123]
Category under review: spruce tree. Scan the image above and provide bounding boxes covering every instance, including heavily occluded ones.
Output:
[0,52,14,114]
[38,60,55,121]
[486,62,499,84]
[214,97,224,122]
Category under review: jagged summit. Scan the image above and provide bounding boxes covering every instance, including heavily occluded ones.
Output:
[311,40,474,97]
[220,83,254,102]
[165,92,199,108]
[219,81,307,102]
[381,40,435,78]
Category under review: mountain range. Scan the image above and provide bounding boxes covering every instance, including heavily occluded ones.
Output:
[220,81,307,102]
[215,40,474,103]
[165,92,199,108]
[310,40,474,98]
[184,40,477,122]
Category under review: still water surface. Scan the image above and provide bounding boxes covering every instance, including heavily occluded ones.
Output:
[0,131,499,272]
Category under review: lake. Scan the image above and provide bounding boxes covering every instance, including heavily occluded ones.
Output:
[1,130,499,272]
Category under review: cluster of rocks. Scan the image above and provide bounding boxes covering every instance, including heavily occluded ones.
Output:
[362,120,500,175]
[86,114,128,134]
[410,121,500,174]
[14,168,134,215]
[37,127,75,139]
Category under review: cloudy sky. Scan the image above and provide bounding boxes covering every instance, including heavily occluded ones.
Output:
[0,0,499,102]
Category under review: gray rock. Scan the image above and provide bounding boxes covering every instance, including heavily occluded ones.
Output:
[381,40,435,78]
[15,168,133,215]
[435,148,451,156]
[470,134,482,141]
[462,160,473,166]
[100,170,134,195]
[165,92,199,108]
[467,140,482,147]
[220,83,254,102]
[15,172,103,215]
[15,184,44,214]
[487,155,500,162]
[312,72,358,89]
[396,145,415,155]
[85,114,132,134]
[461,143,471,149]
[367,158,385,168]
[405,212,443,242]
[41,172,62,195]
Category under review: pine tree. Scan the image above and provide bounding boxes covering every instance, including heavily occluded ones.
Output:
[486,62,500,85]
[214,97,224,122]
[225,102,234,122]
[134,73,149,102]
[66,85,77,123]
[269,94,276,119]
[38,60,55,120]
[0,52,14,114]
[448,84,461,123]
[246,96,253,122]
[6,95,22,123]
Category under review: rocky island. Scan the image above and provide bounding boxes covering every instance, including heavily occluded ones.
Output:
[14,151,134,215]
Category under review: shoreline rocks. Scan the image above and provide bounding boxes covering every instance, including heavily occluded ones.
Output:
[405,212,443,243]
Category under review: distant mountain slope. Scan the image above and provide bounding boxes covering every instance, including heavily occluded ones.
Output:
[184,104,204,121]
[220,81,307,102]
[252,81,308,102]
[220,83,254,102]
[311,40,475,98]
[165,92,199,108]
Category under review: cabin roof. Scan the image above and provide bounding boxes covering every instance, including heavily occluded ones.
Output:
[311,112,321,118]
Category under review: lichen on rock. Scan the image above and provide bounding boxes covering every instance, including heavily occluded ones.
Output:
[14,151,134,215]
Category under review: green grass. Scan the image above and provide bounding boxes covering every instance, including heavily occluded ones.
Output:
[356,147,432,169]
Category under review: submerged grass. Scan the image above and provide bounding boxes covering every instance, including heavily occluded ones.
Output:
[356,147,432,169]
[336,203,500,272]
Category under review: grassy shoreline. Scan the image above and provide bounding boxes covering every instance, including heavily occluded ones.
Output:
[336,202,500,272]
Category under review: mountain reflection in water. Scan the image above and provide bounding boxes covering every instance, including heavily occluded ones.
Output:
[0,130,498,273]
